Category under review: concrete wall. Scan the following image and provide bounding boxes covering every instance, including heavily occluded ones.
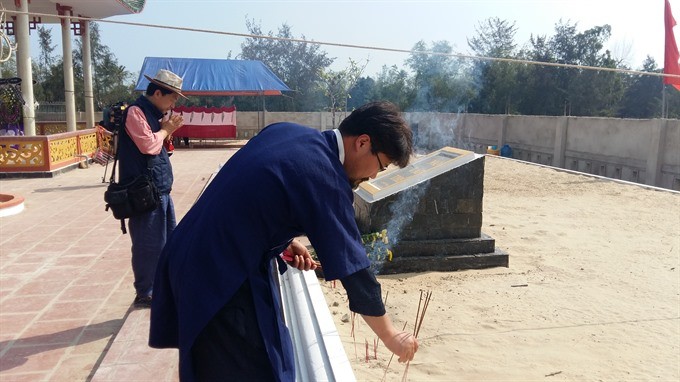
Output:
[237,111,679,191]
[36,111,680,190]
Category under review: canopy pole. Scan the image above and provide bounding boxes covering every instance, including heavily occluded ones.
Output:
[15,0,36,136]
[261,93,266,131]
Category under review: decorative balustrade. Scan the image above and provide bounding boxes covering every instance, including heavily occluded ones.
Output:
[0,128,97,174]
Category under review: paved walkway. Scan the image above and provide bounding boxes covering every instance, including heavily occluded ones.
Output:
[0,147,238,381]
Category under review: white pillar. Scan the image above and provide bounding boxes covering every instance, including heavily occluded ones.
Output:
[81,21,95,129]
[59,7,77,132]
[15,0,36,136]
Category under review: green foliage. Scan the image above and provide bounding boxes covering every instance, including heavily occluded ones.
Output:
[239,19,333,111]
[372,65,415,111]
[36,26,55,82]
[467,18,520,114]
[406,40,471,112]
[318,58,367,127]
[8,17,672,120]
[73,22,135,109]
[347,77,376,110]
[666,90,680,119]
[618,56,662,118]
[0,53,17,78]
[29,22,135,111]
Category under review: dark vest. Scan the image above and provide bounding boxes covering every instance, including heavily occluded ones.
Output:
[117,95,173,194]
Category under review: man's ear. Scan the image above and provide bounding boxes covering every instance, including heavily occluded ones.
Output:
[354,134,371,152]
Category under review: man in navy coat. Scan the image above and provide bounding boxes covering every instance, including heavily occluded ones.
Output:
[150,101,419,381]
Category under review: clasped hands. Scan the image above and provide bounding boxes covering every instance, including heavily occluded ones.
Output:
[162,114,184,135]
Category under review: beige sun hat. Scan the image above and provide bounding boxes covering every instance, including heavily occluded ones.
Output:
[144,69,187,99]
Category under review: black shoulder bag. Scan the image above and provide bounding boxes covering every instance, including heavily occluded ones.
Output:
[104,148,160,234]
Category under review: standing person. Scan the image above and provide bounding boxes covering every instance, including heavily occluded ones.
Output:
[149,101,419,381]
[118,69,185,308]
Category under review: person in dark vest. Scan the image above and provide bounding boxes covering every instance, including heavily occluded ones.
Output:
[150,101,419,381]
[118,69,185,308]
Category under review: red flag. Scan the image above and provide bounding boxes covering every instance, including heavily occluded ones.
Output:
[665,0,680,90]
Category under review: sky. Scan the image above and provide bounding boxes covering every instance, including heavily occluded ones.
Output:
[26,0,678,80]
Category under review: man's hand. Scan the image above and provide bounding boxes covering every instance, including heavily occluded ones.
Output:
[362,314,419,363]
[383,330,418,363]
[162,114,184,136]
[283,240,319,271]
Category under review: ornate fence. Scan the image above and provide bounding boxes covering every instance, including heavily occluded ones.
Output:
[0,128,97,174]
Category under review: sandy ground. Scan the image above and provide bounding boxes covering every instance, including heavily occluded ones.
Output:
[320,156,680,382]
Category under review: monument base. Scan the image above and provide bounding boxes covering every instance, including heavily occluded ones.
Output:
[376,248,508,275]
[374,233,509,274]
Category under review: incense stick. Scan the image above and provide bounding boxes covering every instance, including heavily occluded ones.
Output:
[402,290,433,382]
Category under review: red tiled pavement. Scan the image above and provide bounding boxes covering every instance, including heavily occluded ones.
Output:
[0,146,239,381]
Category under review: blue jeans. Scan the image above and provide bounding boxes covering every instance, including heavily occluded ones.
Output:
[128,193,176,297]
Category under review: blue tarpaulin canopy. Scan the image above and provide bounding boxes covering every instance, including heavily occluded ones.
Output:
[134,57,291,96]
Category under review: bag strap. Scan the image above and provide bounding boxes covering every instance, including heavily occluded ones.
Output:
[108,107,154,185]
[108,131,120,183]
[107,106,153,235]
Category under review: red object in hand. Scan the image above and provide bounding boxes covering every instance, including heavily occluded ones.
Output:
[281,248,321,268]
[164,139,175,156]
[281,249,294,262]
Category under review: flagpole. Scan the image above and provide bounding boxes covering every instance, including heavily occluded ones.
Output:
[662,84,666,119]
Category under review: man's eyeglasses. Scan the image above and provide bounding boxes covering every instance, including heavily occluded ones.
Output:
[375,153,388,172]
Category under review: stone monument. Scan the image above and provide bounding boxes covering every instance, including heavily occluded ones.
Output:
[354,147,508,274]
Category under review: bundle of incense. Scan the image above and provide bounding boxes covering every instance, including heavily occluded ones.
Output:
[381,290,433,382]
[402,290,432,382]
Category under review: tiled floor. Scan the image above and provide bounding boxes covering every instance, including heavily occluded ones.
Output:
[0,147,238,381]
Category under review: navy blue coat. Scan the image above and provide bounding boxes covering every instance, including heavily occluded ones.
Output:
[149,123,370,381]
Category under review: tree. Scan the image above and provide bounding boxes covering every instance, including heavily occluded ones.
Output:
[406,40,468,112]
[545,21,625,116]
[515,21,627,117]
[0,48,16,78]
[36,26,55,77]
[516,34,562,115]
[665,87,680,119]
[318,59,366,127]
[239,19,333,111]
[371,65,415,111]
[562,24,624,116]
[38,59,66,104]
[347,76,376,110]
[467,18,519,114]
[73,22,135,110]
[618,56,662,118]
[31,25,59,103]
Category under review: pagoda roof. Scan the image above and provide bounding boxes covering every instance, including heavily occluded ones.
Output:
[17,0,145,23]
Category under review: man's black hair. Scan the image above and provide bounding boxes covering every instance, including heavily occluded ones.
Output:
[146,82,176,97]
[338,101,413,167]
